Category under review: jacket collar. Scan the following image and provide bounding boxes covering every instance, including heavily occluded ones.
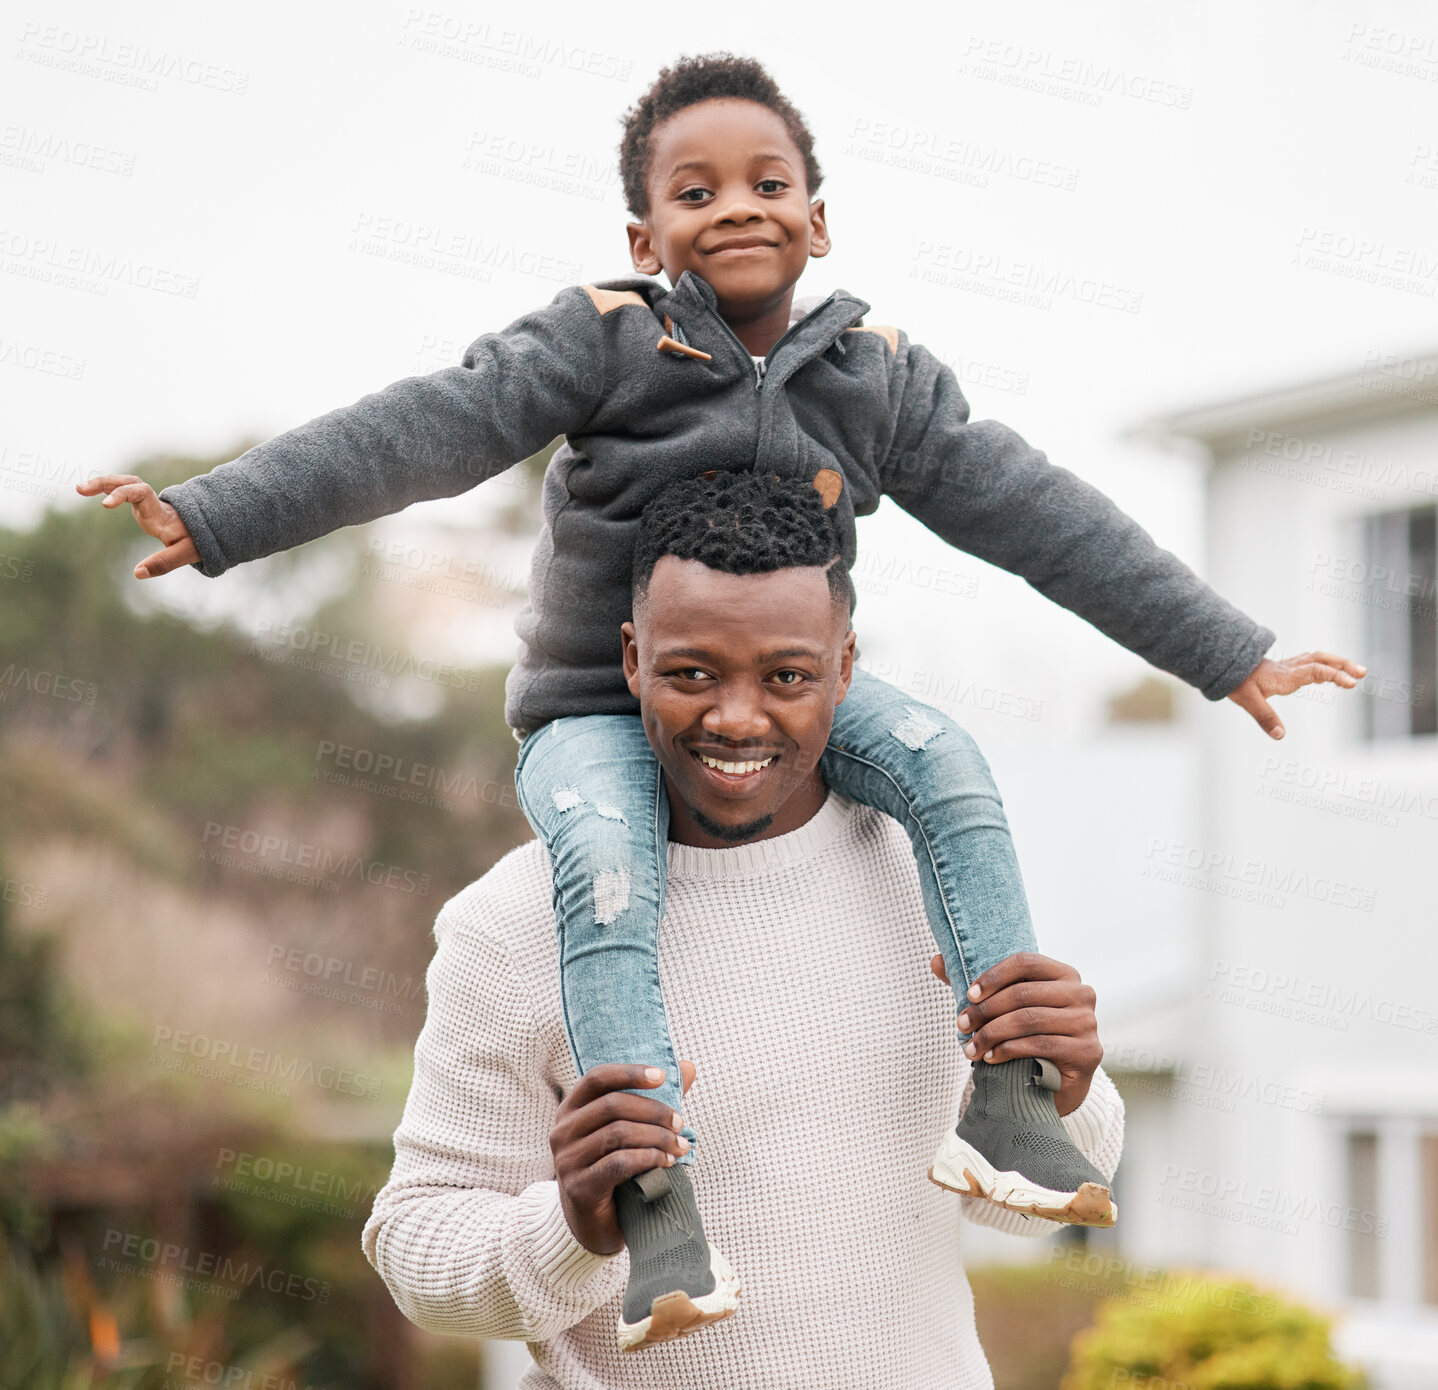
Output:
[593,270,871,369]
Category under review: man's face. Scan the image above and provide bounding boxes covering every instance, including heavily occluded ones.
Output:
[622,557,854,848]
[627,98,830,316]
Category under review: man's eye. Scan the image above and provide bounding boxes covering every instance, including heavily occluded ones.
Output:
[671,668,709,681]
[772,670,804,685]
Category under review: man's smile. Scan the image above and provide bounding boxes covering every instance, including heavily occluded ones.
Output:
[688,746,781,789]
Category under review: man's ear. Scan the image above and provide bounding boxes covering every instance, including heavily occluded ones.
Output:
[834,628,856,706]
[621,620,642,697]
[627,223,663,276]
[807,198,831,260]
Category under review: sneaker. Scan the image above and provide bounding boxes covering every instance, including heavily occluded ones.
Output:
[927,1056,1117,1227]
[613,1163,742,1352]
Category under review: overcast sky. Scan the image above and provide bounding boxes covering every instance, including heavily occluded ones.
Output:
[6,0,1436,742]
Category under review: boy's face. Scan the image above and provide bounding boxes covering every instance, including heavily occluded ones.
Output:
[627,98,830,316]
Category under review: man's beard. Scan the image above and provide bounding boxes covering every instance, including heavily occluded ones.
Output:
[690,804,775,844]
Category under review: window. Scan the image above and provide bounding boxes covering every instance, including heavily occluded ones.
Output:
[1347,1131,1380,1298]
[1362,504,1437,738]
[1344,1121,1438,1305]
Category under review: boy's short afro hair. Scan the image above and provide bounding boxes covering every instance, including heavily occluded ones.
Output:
[632,470,853,616]
[619,52,824,219]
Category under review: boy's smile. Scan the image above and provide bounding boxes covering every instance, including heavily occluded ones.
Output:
[627,98,831,356]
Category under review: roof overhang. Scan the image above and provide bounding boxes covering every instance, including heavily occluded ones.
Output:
[1127,349,1438,458]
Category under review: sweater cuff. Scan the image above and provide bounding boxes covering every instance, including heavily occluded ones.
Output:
[1200,626,1276,701]
[158,482,230,579]
[1061,1068,1124,1183]
[521,1181,620,1290]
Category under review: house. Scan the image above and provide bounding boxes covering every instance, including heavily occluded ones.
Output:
[1105,348,1438,1390]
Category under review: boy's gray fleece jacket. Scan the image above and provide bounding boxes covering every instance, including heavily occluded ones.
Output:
[160,269,1274,731]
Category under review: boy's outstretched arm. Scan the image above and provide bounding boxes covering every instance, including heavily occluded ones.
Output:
[79,287,610,579]
[878,339,1362,734]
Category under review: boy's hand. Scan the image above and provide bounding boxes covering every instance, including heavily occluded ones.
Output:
[1227,652,1366,739]
[550,1059,697,1256]
[930,953,1100,1117]
[76,475,200,578]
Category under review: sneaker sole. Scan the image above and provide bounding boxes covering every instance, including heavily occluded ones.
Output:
[927,1131,1117,1228]
[615,1244,742,1353]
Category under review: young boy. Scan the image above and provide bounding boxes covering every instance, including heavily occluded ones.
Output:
[82,53,1361,1352]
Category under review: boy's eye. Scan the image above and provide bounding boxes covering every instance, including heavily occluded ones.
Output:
[677,186,710,202]
[756,178,787,193]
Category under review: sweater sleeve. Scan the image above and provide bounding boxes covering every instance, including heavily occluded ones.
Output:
[878,339,1274,700]
[361,905,626,1340]
[159,285,610,578]
[957,1065,1125,1238]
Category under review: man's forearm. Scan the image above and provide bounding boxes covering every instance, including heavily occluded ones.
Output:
[363,1178,621,1341]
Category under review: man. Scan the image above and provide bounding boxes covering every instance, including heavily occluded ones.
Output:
[362,473,1122,1389]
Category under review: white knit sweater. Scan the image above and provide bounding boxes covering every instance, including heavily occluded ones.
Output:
[363,791,1123,1389]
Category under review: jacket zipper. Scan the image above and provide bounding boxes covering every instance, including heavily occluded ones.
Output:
[699,290,841,390]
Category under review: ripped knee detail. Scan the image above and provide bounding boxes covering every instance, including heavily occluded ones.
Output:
[593,867,631,925]
[889,706,946,752]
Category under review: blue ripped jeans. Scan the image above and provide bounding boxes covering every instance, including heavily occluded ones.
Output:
[513,669,1038,1165]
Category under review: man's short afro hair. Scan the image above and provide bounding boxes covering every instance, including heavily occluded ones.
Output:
[632,470,853,615]
[619,52,824,219]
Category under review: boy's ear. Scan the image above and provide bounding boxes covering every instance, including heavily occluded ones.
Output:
[627,223,663,276]
[621,620,642,696]
[807,198,831,260]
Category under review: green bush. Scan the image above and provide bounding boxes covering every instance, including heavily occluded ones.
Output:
[1062,1271,1365,1390]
